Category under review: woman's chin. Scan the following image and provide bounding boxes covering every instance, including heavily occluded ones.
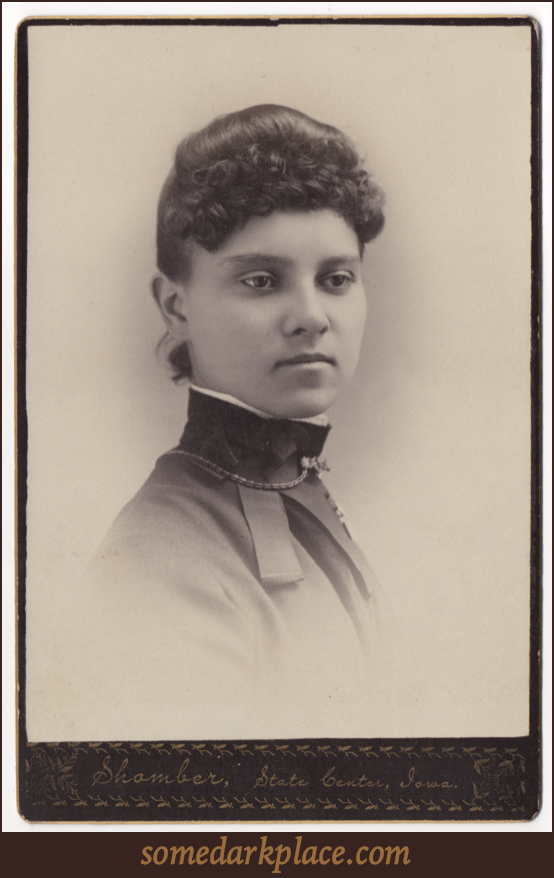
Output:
[262,388,339,420]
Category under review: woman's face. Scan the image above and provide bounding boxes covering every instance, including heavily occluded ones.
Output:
[160,209,367,419]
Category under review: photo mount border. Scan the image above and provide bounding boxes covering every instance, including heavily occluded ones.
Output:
[15,15,542,824]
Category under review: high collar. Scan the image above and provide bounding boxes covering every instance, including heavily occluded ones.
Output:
[178,388,331,484]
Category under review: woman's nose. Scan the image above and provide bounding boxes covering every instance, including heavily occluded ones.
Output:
[282,284,330,337]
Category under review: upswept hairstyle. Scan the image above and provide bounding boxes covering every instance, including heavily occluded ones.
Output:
[156,104,385,382]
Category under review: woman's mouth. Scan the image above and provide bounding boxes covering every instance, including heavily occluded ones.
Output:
[276,353,336,367]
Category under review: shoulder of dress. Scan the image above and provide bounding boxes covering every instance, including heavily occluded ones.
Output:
[95,453,242,547]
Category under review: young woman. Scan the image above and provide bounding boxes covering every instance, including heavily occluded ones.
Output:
[77,105,385,739]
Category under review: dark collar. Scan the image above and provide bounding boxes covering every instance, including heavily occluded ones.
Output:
[178,388,331,483]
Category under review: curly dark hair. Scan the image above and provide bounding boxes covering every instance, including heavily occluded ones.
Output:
[156,104,385,381]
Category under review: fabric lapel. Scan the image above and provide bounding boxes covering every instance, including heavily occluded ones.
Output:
[281,477,377,597]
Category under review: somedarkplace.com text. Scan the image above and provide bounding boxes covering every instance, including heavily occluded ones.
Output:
[141,836,411,870]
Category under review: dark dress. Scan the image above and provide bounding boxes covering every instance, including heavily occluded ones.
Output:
[73,389,382,739]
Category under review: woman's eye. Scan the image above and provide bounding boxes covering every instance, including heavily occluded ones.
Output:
[322,273,353,290]
[242,275,276,290]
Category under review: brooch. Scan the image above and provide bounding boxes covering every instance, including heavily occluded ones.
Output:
[301,457,330,477]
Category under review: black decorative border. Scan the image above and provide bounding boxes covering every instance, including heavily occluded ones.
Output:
[20,737,537,822]
[16,16,542,824]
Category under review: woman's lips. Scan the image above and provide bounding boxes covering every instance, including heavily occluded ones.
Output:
[276,354,336,367]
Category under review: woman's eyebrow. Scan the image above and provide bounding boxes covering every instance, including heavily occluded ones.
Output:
[318,255,361,269]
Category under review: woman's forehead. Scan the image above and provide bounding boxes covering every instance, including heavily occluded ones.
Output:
[215,209,360,259]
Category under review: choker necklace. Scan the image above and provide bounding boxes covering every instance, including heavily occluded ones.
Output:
[166,450,328,491]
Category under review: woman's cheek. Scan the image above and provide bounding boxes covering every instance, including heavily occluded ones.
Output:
[344,306,367,376]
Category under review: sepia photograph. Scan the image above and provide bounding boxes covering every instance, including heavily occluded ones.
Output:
[17,14,540,821]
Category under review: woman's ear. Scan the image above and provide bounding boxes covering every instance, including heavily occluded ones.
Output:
[151,274,189,337]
